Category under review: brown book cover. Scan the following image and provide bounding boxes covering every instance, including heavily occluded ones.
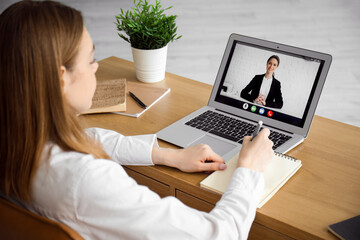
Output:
[81,78,126,114]
[119,81,170,117]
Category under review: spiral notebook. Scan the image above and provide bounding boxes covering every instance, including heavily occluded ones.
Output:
[200,152,302,208]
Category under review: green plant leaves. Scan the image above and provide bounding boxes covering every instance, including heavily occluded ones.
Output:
[115,0,182,50]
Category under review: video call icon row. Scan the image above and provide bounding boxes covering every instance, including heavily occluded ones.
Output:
[243,103,273,117]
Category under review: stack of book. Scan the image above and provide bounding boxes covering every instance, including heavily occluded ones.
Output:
[81,78,170,117]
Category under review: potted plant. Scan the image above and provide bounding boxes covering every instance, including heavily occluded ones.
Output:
[115,0,182,83]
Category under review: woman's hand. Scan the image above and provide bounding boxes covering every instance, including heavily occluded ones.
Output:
[254,94,266,106]
[237,128,274,172]
[152,144,226,173]
[152,128,273,173]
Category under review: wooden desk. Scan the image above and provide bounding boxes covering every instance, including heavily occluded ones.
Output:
[80,56,360,240]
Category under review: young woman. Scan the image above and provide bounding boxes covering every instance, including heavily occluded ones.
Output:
[0,1,273,239]
[241,55,284,109]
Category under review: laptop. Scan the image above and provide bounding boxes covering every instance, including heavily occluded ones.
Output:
[157,33,332,160]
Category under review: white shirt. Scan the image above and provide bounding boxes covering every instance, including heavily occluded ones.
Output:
[259,76,273,100]
[28,128,264,240]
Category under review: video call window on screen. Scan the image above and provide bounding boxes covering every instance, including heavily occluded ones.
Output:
[215,41,324,127]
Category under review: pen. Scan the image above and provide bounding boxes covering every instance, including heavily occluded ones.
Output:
[251,120,263,140]
[129,91,147,109]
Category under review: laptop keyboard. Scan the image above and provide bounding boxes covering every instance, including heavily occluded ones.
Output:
[185,110,292,150]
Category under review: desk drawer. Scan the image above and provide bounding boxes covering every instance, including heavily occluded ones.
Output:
[125,168,170,198]
[249,222,294,240]
[176,190,215,212]
[176,188,293,239]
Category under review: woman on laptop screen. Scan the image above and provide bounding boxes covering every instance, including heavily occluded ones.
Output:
[241,55,284,109]
[0,1,273,239]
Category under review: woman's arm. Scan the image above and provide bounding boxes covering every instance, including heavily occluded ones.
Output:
[86,127,227,172]
[152,144,227,172]
[240,76,258,102]
[86,127,272,174]
[74,130,272,239]
[86,127,156,165]
[266,80,283,109]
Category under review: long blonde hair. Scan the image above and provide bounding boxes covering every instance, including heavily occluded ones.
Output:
[0,1,109,202]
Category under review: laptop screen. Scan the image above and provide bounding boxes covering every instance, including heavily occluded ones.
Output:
[214,40,325,128]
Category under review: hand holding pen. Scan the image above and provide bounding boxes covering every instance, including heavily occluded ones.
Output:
[237,121,274,172]
[251,120,263,141]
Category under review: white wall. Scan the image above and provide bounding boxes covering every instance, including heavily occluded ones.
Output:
[1,0,359,126]
[222,44,320,118]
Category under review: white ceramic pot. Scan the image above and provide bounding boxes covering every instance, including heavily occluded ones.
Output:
[131,45,168,83]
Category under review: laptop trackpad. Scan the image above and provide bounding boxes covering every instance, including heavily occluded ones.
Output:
[189,135,237,157]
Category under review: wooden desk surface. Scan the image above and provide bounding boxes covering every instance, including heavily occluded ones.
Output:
[80,56,360,240]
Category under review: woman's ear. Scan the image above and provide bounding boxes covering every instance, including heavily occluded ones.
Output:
[60,66,71,94]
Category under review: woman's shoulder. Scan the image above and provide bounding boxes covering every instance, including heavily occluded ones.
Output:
[30,143,122,218]
[41,143,117,172]
[272,77,281,85]
[253,74,265,79]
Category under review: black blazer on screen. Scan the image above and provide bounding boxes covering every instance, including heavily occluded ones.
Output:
[240,74,283,109]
